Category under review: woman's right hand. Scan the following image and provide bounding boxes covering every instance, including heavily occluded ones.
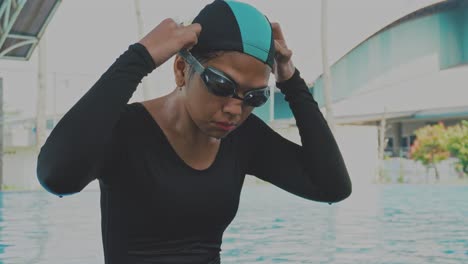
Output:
[138,18,202,67]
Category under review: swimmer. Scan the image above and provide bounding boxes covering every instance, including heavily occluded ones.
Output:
[37,1,352,263]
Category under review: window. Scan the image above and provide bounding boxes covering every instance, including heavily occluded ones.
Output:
[400,137,408,147]
[386,137,393,148]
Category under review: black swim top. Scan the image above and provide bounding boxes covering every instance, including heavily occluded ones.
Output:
[36,43,351,263]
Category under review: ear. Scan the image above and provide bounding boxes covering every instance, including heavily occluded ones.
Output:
[173,55,188,87]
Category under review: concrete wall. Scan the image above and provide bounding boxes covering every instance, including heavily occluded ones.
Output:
[3,148,40,190]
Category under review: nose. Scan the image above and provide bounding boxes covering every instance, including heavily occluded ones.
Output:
[222,97,243,117]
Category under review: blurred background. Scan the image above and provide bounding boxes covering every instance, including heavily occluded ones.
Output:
[0,0,466,263]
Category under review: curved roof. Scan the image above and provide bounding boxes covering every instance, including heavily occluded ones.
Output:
[0,0,61,60]
[270,0,468,124]
[335,0,464,66]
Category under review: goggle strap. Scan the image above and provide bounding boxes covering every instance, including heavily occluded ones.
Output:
[178,50,205,74]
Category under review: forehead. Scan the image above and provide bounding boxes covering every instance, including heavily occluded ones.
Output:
[205,51,271,88]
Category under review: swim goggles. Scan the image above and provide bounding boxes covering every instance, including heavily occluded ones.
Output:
[178,50,270,107]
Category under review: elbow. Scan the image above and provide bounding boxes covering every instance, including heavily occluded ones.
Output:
[36,153,80,197]
[302,181,352,204]
[323,165,352,204]
[316,189,351,204]
[328,185,352,203]
[324,179,352,204]
[37,174,75,197]
[312,175,352,204]
[37,167,78,197]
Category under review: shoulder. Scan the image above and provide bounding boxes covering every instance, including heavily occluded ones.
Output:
[121,102,144,119]
[119,102,168,146]
[121,102,153,125]
[111,102,149,138]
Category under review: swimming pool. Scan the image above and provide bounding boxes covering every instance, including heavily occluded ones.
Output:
[0,183,467,263]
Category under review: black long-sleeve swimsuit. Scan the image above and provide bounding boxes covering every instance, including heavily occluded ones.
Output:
[36,43,351,264]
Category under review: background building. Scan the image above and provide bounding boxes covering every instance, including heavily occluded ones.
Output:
[253,0,468,159]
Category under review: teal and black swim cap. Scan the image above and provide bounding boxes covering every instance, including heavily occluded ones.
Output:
[191,0,275,68]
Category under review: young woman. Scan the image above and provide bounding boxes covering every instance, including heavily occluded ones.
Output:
[37,1,351,263]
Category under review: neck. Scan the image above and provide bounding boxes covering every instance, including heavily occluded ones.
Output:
[162,89,220,147]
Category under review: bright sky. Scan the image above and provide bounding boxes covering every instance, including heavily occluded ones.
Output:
[0,0,443,118]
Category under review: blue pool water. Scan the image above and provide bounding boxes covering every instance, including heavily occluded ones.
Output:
[0,184,467,263]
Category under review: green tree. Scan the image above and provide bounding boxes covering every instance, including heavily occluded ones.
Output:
[409,122,450,181]
[446,120,468,178]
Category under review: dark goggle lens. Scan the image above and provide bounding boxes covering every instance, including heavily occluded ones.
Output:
[203,68,235,97]
[243,88,270,107]
[202,67,270,107]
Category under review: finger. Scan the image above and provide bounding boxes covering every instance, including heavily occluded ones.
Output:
[271,22,285,41]
[274,40,292,60]
[185,23,202,37]
[275,40,292,63]
[181,24,202,50]
[274,40,283,53]
[183,33,199,50]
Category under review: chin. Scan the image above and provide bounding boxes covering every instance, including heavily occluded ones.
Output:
[201,123,237,139]
[210,131,229,140]
[206,129,233,140]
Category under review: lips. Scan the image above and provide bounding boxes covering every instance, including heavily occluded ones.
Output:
[213,122,237,131]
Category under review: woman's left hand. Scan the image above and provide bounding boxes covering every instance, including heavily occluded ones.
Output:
[271,22,295,82]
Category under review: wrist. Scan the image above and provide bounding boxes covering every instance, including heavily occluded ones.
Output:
[275,61,295,82]
[131,43,157,70]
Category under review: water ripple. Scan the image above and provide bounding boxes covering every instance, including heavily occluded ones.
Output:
[0,185,466,263]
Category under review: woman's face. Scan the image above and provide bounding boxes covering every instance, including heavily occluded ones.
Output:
[183,51,271,139]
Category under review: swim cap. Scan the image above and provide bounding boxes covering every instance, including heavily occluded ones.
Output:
[191,0,275,68]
